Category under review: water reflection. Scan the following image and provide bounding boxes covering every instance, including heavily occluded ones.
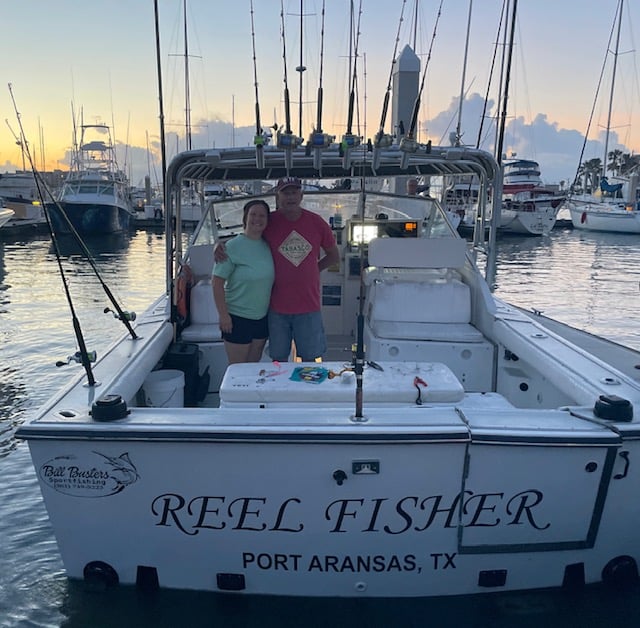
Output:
[4,227,640,626]
[494,229,640,351]
[0,367,28,457]
[50,232,132,258]
[46,579,640,628]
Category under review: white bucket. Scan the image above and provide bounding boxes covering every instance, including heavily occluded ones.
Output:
[143,369,185,408]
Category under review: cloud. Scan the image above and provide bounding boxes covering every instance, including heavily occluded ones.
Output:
[6,94,632,190]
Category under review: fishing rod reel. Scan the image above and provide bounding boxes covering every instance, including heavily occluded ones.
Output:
[398,137,432,170]
[56,350,97,368]
[374,131,393,149]
[104,307,136,322]
[276,130,303,150]
[340,133,362,169]
[372,132,394,170]
[309,131,334,149]
[309,131,335,171]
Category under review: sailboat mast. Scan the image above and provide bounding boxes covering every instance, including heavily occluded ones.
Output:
[494,0,517,167]
[603,0,624,174]
[454,0,473,146]
[183,0,192,151]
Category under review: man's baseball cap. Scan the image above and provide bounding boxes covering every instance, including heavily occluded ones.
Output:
[276,177,302,192]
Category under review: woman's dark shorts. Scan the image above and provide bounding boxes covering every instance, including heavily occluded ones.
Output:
[222,313,269,344]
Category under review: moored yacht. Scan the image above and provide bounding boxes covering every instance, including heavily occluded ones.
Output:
[48,122,135,235]
[499,159,565,236]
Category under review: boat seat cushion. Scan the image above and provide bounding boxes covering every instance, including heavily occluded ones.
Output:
[368,278,471,324]
[366,275,481,342]
[368,237,468,269]
[181,279,222,342]
[188,243,215,280]
[370,320,484,342]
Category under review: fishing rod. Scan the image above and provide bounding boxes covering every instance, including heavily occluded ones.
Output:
[277,0,302,172]
[309,0,333,172]
[399,0,444,169]
[8,86,139,346]
[341,0,363,170]
[8,85,95,386]
[249,0,266,169]
[372,0,407,170]
[296,0,304,139]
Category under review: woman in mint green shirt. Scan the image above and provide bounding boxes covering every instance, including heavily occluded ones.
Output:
[213,200,274,363]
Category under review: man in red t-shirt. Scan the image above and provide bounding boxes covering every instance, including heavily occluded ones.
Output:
[215,177,339,361]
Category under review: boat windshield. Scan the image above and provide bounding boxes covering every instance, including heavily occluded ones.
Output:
[190,189,456,247]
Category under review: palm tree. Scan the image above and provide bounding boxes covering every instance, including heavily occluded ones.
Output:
[577,158,602,193]
[607,149,623,175]
[620,153,640,175]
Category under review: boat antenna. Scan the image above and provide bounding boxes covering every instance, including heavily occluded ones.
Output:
[308,0,334,172]
[250,0,266,169]
[277,0,302,172]
[399,0,444,168]
[341,0,363,169]
[372,0,407,170]
[8,85,140,349]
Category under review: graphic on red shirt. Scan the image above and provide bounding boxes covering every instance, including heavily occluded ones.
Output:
[278,230,312,267]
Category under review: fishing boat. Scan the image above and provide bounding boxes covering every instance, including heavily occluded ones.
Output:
[0,171,46,229]
[16,135,640,598]
[48,122,135,235]
[0,204,15,229]
[15,1,640,600]
[566,0,640,234]
[499,159,565,236]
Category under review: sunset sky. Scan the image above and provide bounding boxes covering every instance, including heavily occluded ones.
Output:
[1,0,638,187]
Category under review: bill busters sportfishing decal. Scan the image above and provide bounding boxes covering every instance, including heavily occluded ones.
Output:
[39,452,139,497]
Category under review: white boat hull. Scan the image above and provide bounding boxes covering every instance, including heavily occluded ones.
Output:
[17,145,640,599]
[0,207,15,228]
[568,202,640,233]
[499,204,558,235]
[23,387,634,597]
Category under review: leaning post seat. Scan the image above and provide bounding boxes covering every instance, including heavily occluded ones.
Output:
[177,242,228,397]
[180,243,222,342]
[363,237,493,392]
[364,238,482,342]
